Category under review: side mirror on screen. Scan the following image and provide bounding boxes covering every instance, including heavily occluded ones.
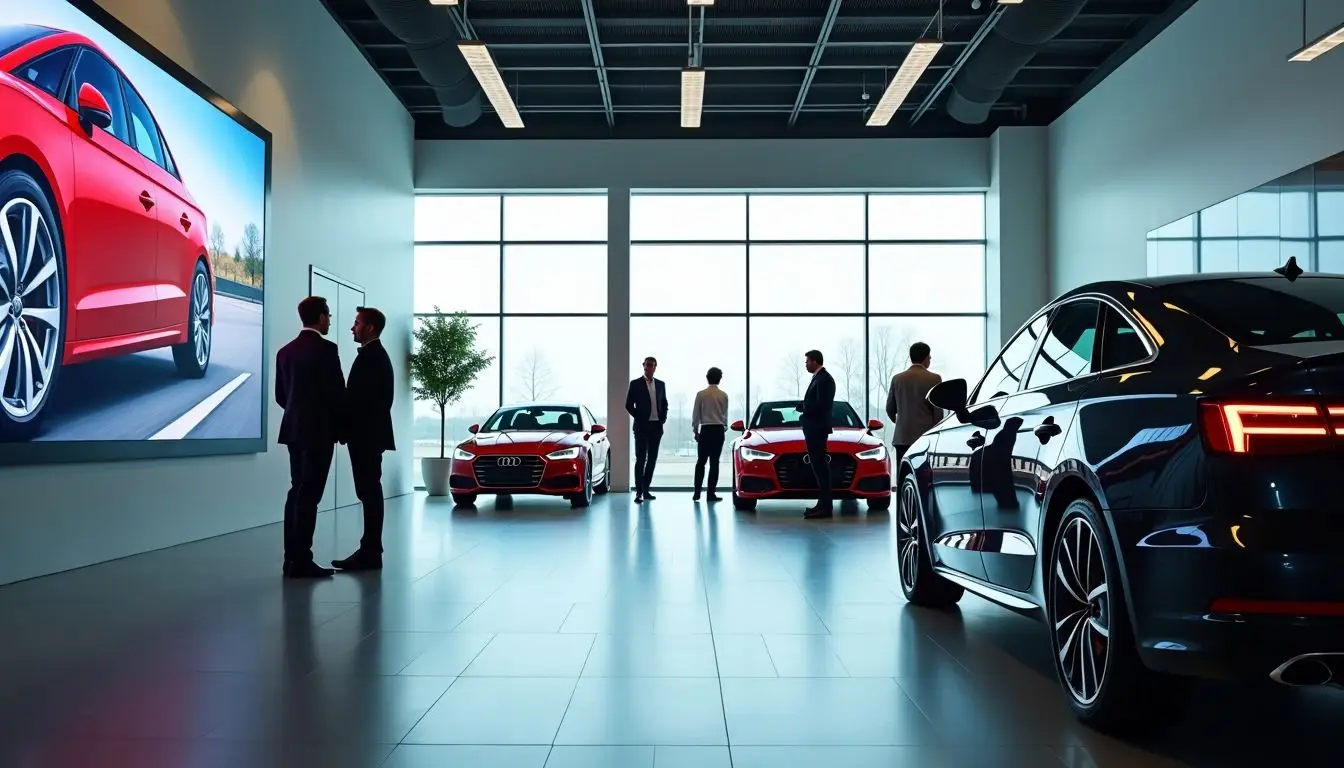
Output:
[76,82,113,132]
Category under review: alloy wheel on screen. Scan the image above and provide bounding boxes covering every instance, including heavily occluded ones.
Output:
[1052,516,1112,706]
[192,273,211,366]
[897,481,920,589]
[0,197,62,419]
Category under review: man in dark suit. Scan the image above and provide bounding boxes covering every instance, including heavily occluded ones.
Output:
[625,355,668,503]
[333,306,395,572]
[799,349,837,519]
[276,296,346,578]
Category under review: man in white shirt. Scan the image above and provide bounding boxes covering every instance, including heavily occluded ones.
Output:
[691,366,729,502]
[624,356,668,502]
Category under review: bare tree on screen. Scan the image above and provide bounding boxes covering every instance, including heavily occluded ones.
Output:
[208,223,226,259]
[241,223,264,286]
[513,349,558,401]
[835,339,863,405]
[777,353,806,398]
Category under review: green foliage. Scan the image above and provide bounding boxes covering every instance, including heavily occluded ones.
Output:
[409,308,494,457]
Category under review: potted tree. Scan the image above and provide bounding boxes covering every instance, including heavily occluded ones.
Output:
[409,307,493,496]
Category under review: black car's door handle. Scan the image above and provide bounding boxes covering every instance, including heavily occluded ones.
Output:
[1034,417,1062,444]
[966,431,985,449]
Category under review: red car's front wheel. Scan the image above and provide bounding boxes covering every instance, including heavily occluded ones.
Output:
[0,168,66,439]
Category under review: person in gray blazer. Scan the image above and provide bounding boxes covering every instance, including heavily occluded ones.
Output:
[885,342,945,463]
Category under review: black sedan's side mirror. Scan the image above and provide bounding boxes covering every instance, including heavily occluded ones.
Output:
[928,378,972,423]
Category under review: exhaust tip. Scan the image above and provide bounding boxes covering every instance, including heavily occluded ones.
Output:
[1273,657,1334,686]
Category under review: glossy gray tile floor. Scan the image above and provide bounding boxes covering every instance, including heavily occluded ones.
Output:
[0,493,1340,768]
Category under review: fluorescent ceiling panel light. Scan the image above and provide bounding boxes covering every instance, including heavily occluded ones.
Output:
[429,0,459,5]
[997,0,1024,4]
[866,38,943,127]
[687,0,715,5]
[681,67,705,128]
[458,41,524,128]
[1289,21,1344,61]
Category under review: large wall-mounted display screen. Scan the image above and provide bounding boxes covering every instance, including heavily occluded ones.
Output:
[0,0,269,463]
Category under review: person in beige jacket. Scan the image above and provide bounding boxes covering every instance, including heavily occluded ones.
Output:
[885,342,945,463]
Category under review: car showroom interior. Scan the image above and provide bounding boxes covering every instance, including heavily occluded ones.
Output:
[1,0,1342,765]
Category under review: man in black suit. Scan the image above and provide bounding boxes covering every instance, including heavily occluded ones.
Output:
[276,296,346,578]
[799,349,837,519]
[333,306,395,572]
[625,355,668,503]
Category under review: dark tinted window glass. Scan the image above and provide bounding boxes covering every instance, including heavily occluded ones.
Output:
[1027,301,1099,389]
[0,25,56,57]
[751,401,863,429]
[1160,277,1344,344]
[482,406,582,431]
[122,83,166,167]
[1099,307,1148,369]
[69,50,129,143]
[12,46,73,96]
[972,314,1047,405]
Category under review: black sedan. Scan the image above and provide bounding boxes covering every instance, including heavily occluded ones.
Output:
[896,261,1344,735]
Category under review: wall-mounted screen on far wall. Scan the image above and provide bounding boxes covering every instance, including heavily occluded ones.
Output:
[0,0,270,464]
[1147,151,1344,278]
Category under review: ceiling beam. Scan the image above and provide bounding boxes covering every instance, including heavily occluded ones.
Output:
[359,37,1126,52]
[910,3,1005,124]
[788,0,845,127]
[383,61,1098,73]
[578,0,614,127]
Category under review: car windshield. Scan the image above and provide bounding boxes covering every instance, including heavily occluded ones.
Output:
[481,405,582,432]
[750,401,864,429]
[1160,277,1344,344]
[0,25,56,59]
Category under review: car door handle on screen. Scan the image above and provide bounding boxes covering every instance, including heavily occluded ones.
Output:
[139,191,154,210]
[1034,418,1062,444]
[966,432,985,449]
[180,213,191,232]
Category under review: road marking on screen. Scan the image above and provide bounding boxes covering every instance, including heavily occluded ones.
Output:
[150,373,252,440]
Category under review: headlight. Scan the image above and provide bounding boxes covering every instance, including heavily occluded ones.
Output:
[453,447,475,461]
[739,446,774,461]
[856,445,887,461]
[546,447,580,460]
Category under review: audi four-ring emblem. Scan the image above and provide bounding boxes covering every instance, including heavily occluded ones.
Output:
[496,456,523,467]
[802,454,832,465]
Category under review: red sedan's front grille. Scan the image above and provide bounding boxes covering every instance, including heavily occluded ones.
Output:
[473,455,545,488]
[774,452,857,490]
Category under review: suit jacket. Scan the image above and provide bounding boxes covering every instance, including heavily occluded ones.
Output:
[346,338,396,451]
[886,364,944,446]
[625,376,668,429]
[275,329,345,447]
[799,367,837,436]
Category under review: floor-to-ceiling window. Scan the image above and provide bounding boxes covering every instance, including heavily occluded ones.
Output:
[629,192,987,490]
[412,193,608,488]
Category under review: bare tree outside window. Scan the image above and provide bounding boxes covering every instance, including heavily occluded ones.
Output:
[513,348,558,401]
[835,338,862,405]
[777,353,806,398]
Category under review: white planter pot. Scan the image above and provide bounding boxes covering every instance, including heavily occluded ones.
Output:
[421,457,453,496]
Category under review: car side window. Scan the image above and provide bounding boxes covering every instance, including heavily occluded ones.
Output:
[971,314,1048,406]
[69,49,130,144]
[12,46,75,97]
[1099,305,1150,370]
[1026,300,1101,390]
[121,81,167,169]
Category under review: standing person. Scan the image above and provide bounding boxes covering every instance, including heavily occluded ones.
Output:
[799,349,836,519]
[885,342,944,464]
[625,356,668,503]
[333,307,395,572]
[691,366,729,503]
[275,296,345,579]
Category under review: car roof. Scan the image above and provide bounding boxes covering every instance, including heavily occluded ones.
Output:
[1056,272,1344,301]
[496,402,582,410]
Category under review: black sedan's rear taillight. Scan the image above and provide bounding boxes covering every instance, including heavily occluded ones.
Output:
[1199,401,1344,455]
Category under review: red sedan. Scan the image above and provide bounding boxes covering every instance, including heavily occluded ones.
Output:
[0,25,212,437]
[730,400,893,512]
[450,403,612,508]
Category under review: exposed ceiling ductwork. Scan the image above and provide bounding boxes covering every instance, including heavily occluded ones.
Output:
[362,0,482,127]
[945,0,1089,125]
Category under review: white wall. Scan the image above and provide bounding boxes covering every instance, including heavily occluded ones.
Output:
[988,127,1049,352]
[0,0,415,585]
[1050,0,1344,293]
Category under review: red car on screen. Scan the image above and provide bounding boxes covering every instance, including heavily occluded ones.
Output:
[0,25,212,437]
[730,400,894,512]
[449,403,613,508]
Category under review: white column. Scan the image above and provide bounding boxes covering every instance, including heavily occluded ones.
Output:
[606,186,632,492]
[988,126,1049,352]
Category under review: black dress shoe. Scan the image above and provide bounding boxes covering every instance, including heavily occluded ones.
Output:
[634,494,645,503]
[707,494,722,502]
[692,491,701,501]
[285,561,334,579]
[333,551,383,571]
[803,506,833,520]
[644,492,657,500]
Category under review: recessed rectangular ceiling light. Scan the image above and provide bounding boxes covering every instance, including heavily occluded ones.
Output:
[458,41,524,128]
[687,0,715,5]
[866,38,943,127]
[681,67,705,128]
[1289,21,1344,61]
[428,0,459,5]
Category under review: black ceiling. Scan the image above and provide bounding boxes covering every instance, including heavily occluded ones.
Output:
[321,0,1190,140]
